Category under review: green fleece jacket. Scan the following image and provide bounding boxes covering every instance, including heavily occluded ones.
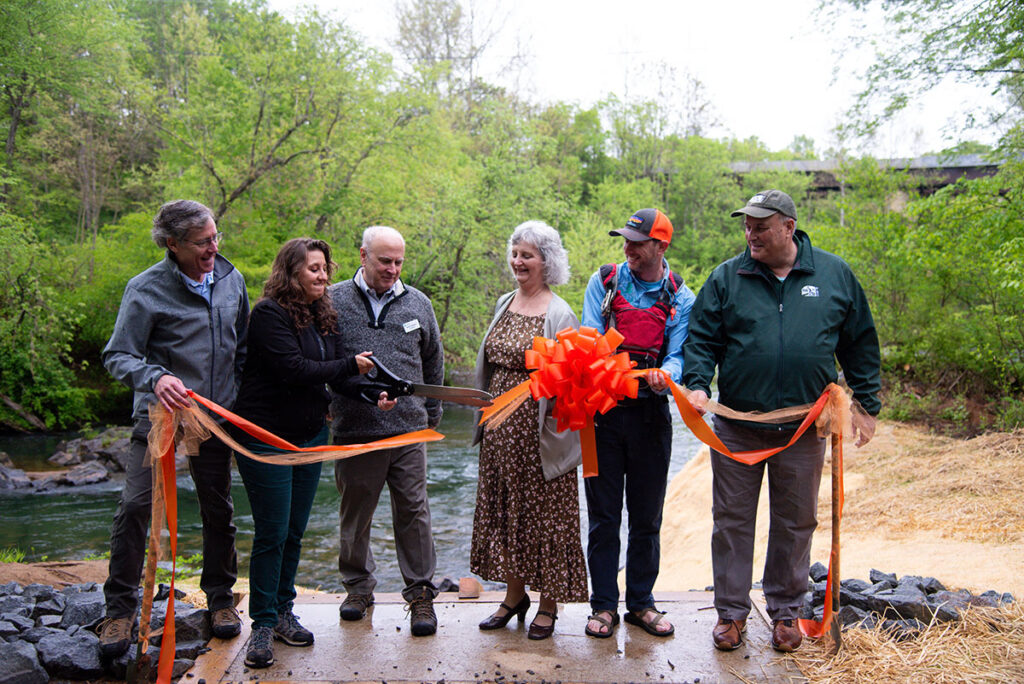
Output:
[683,230,881,426]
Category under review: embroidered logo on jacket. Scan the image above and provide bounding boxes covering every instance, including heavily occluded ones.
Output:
[801,285,820,297]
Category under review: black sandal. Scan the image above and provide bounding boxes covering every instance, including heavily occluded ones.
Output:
[584,610,619,639]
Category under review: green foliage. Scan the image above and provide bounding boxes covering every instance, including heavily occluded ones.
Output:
[0,0,1020,432]
[0,209,93,428]
[825,0,1024,137]
[0,546,27,563]
[155,552,204,584]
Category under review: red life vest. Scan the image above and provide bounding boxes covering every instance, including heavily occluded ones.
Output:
[599,263,681,369]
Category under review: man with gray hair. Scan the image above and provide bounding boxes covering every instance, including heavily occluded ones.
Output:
[329,226,444,636]
[97,199,249,657]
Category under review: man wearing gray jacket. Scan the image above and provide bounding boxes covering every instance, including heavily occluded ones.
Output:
[96,200,249,657]
[329,225,443,637]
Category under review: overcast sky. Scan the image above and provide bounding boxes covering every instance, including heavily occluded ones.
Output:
[270,0,1002,159]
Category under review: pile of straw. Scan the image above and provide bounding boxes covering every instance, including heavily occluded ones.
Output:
[832,427,1024,544]
[794,602,1024,683]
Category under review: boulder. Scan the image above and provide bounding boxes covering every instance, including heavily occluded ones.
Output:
[150,605,211,644]
[0,582,22,597]
[34,614,63,629]
[0,465,33,490]
[836,604,871,628]
[0,452,12,468]
[31,596,65,619]
[47,451,81,467]
[36,630,104,680]
[19,626,63,644]
[59,590,105,629]
[871,585,934,622]
[6,613,34,632]
[0,595,32,618]
[840,578,873,593]
[21,584,58,603]
[0,620,19,639]
[0,640,48,684]
[869,568,898,585]
[809,561,829,583]
[60,462,110,487]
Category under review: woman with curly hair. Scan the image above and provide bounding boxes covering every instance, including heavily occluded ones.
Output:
[231,238,379,668]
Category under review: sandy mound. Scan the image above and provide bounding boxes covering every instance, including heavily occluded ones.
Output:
[656,421,1024,597]
[0,560,108,588]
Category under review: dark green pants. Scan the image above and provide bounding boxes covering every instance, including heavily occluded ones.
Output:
[236,427,326,627]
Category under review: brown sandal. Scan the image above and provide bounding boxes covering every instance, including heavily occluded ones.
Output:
[584,610,619,638]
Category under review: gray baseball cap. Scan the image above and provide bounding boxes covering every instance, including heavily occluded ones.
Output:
[731,189,797,220]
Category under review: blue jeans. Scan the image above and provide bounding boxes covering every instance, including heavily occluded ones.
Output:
[584,400,672,613]
[235,427,326,627]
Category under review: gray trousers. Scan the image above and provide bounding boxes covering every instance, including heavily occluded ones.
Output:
[104,418,237,618]
[333,441,437,602]
[710,417,825,622]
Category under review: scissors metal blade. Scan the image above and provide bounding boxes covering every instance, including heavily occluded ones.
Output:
[409,383,493,407]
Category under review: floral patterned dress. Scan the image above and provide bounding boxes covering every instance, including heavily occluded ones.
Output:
[470,309,588,602]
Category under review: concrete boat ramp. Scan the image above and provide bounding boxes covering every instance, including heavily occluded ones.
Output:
[190,591,806,683]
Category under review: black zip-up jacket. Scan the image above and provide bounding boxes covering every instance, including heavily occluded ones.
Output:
[232,298,358,443]
[683,230,881,428]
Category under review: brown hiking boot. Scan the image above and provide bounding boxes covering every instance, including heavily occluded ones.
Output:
[97,615,134,658]
[771,618,803,652]
[339,593,374,621]
[712,618,746,650]
[407,588,437,636]
[210,605,242,639]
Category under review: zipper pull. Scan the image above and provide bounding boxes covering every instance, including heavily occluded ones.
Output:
[779,303,783,313]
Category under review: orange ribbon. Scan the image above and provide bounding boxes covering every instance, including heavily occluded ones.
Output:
[480,326,634,477]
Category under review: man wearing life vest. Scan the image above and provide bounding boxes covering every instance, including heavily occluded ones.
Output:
[684,190,880,653]
[580,208,696,638]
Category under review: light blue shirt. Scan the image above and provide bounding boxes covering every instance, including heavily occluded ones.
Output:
[182,271,215,304]
[582,260,695,386]
[355,267,399,322]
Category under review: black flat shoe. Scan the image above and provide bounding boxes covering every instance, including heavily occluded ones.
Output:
[527,608,558,640]
[479,593,531,630]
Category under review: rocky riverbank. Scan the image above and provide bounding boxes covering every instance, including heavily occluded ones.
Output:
[0,427,188,491]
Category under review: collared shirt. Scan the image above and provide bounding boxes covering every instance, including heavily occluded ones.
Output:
[582,259,695,386]
[355,267,398,321]
[183,271,215,304]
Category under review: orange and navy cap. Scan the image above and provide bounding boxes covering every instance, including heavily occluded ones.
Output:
[609,208,673,243]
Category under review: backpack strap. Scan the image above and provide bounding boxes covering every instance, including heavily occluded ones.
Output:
[599,263,618,323]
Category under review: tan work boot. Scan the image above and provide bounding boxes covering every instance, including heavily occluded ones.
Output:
[210,605,242,639]
[97,615,134,658]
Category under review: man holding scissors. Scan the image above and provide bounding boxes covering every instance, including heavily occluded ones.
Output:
[328,226,444,636]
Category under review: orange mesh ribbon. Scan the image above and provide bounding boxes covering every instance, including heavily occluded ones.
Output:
[143,392,444,683]
[479,326,634,477]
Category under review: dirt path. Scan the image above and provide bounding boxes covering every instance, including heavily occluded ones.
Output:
[656,421,1024,597]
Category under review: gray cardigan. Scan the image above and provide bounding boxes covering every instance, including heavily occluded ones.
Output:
[103,253,249,419]
[473,291,581,481]
[327,277,444,441]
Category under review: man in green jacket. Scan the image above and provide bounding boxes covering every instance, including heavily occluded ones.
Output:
[683,190,880,653]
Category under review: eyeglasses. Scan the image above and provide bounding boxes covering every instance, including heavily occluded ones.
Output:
[183,232,224,248]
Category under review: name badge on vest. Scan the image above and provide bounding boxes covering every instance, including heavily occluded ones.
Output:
[403,319,421,333]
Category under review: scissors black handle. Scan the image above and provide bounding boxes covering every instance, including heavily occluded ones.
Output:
[356,357,413,404]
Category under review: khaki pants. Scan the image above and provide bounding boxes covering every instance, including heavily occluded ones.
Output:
[333,442,438,601]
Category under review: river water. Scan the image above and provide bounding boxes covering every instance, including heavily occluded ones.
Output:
[0,406,705,592]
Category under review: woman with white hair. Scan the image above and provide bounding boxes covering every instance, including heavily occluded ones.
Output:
[470,220,587,640]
